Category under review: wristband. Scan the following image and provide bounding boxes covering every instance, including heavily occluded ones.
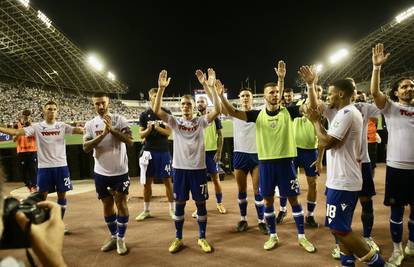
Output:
[373,65,381,71]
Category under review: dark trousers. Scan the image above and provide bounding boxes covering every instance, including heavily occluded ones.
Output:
[17,152,37,187]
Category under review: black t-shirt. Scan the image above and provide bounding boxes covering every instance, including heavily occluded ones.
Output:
[139,107,171,151]
[245,105,301,123]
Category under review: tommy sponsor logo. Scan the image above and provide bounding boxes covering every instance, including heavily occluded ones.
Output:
[41,131,60,136]
[95,130,104,135]
[177,124,198,132]
[341,203,347,211]
[400,109,414,117]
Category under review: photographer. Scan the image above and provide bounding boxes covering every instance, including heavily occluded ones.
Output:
[13,110,38,192]
[0,166,67,267]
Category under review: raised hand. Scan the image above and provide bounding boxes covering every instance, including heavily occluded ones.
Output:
[207,68,216,88]
[298,65,317,85]
[274,60,286,79]
[195,69,207,86]
[158,69,171,89]
[372,43,390,66]
[215,79,225,97]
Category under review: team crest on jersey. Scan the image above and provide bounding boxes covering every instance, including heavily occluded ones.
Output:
[341,203,347,211]
[268,118,278,129]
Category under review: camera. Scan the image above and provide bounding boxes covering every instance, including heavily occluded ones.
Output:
[0,192,49,249]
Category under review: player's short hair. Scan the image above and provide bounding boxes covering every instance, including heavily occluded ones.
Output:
[284,88,294,93]
[389,77,412,102]
[239,87,252,93]
[329,79,355,97]
[181,94,194,104]
[44,100,58,108]
[263,82,277,90]
[22,109,31,116]
[148,88,158,95]
[92,92,109,98]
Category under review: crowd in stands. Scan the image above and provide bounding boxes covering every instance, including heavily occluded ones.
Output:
[0,84,137,125]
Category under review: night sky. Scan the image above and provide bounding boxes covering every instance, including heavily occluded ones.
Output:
[32,0,413,99]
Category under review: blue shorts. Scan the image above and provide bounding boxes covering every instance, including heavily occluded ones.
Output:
[233,152,259,174]
[293,148,318,177]
[325,188,358,233]
[94,172,130,199]
[173,168,209,202]
[206,151,219,174]
[146,151,172,179]
[259,158,300,198]
[37,166,72,193]
[384,166,414,206]
[359,162,376,197]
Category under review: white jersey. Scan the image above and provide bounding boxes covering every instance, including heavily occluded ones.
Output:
[326,105,363,192]
[380,98,414,169]
[167,114,209,170]
[353,102,381,163]
[84,114,130,176]
[24,121,74,168]
[232,117,257,153]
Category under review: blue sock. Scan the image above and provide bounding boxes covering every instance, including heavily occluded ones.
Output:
[216,192,223,204]
[196,202,207,238]
[366,252,385,267]
[116,215,129,239]
[254,194,264,221]
[409,209,414,242]
[390,206,404,243]
[238,192,248,218]
[264,205,276,234]
[292,204,305,235]
[340,253,355,267]
[280,197,287,211]
[104,214,117,237]
[361,200,374,238]
[57,198,67,219]
[307,201,316,216]
[174,202,186,239]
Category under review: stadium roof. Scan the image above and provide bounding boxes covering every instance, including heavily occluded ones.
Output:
[0,0,127,93]
[318,7,414,87]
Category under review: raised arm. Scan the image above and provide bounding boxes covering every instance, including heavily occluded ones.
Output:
[204,68,222,123]
[370,43,390,109]
[275,60,286,102]
[298,65,322,121]
[153,70,171,123]
[0,126,25,137]
[216,80,247,121]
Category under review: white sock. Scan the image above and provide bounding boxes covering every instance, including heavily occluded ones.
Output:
[270,233,278,238]
[144,202,150,211]
[298,234,305,239]
[240,216,247,221]
[280,207,287,212]
[168,202,174,211]
[393,242,403,251]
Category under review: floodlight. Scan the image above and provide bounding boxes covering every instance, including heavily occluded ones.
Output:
[37,10,52,28]
[315,64,323,73]
[17,0,29,8]
[87,54,104,71]
[396,6,414,23]
[329,48,349,64]
[107,71,116,81]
